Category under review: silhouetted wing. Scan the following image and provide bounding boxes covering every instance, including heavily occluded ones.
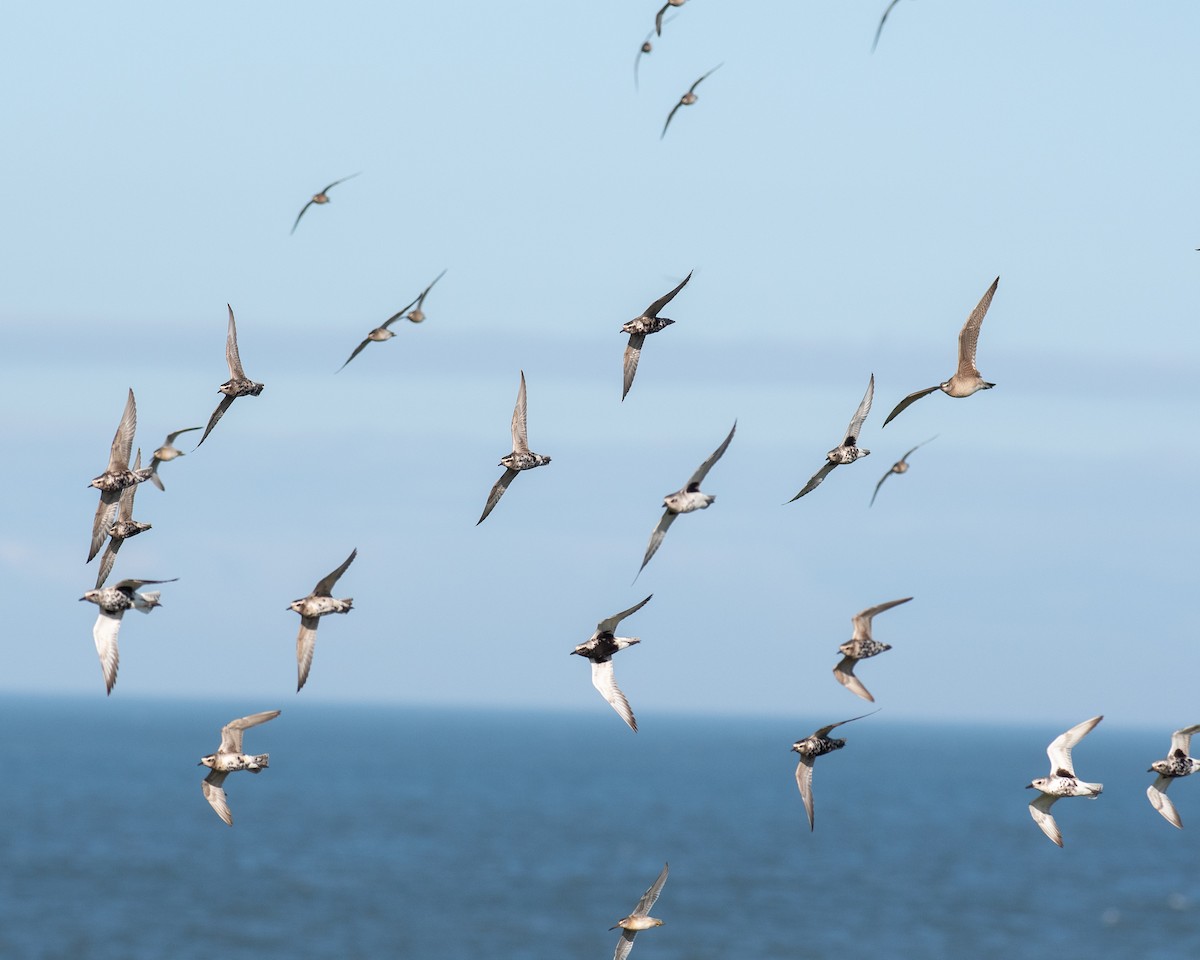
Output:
[313,548,357,596]
[202,771,232,826]
[196,395,235,448]
[844,373,874,443]
[788,461,835,502]
[655,2,669,35]
[380,295,420,330]
[296,617,319,692]
[597,595,653,635]
[290,199,316,234]
[107,388,137,474]
[632,862,669,916]
[218,709,281,754]
[957,276,999,378]
[689,63,722,95]
[225,305,245,379]
[1148,777,1182,828]
[644,270,693,318]
[795,755,816,831]
[636,510,676,580]
[511,371,529,453]
[871,0,902,52]
[869,469,890,507]
[1029,793,1062,846]
[321,172,360,195]
[477,468,519,525]
[661,101,683,138]
[882,384,940,427]
[165,426,202,445]
[1046,715,1102,778]
[591,659,637,732]
[622,334,645,401]
[688,420,736,487]
[833,656,874,703]
[415,268,447,309]
[338,336,374,372]
[92,609,123,695]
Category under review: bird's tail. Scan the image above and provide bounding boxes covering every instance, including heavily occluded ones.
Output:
[133,591,161,612]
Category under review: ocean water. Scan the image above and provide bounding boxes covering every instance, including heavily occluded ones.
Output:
[1,697,1196,959]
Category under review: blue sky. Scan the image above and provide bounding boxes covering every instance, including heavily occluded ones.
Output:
[2,2,1197,728]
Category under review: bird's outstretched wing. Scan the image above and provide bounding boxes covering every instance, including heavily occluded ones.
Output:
[631,862,669,916]
[338,336,374,372]
[1029,793,1062,846]
[92,610,123,695]
[225,305,245,379]
[218,709,281,754]
[882,384,940,428]
[852,596,913,637]
[644,270,693,318]
[1148,777,1182,829]
[832,656,874,702]
[795,754,816,831]
[107,388,137,474]
[296,617,320,692]
[1046,715,1102,777]
[591,660,637,732]
[477,468,519,525]
[843,374,874,443]
[510,371,529,453]
[871,0,902,53]
[688,421,736,487]
[313,548,357,597]
[622,334,645,401]
[196,395,235,448]
[788,461,835,502]
[635,510,676,580]
[597,595,653,635]
[202,771,233,826]
[956,276,999,379]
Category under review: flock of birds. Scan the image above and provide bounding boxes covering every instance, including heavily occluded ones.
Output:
[64,6,1194,958]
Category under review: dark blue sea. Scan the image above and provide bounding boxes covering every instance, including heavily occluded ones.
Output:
[2,697,1196,959]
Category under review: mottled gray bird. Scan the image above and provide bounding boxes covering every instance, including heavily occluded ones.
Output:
[338,270,447,372]
[291,548,357,692]
[833,596,912,702]
[662,64,722,139]
[869,436,936,507]
[1026,715,1104,847]
[622,271,692,400]
[1147,724,1200,828]
[291,173,360,234]
[789,374,874,501]
[197,305,264,448]
[148,426,201,491]
[571,595,652,732]
[79,577,176,695]
[199,709,281,826]
[871,0,904,52]
[95,450,152,589]
[87,388,153,563]
[883,277,999,427]
[477,371,552,525]
[611,862,668,960]
[792,711,878,831]
[636,421,735,579]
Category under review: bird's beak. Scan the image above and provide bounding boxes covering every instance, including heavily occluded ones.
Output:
[1024,783,1035,789]
[78,596,86,602]
[1147,767,1155,773]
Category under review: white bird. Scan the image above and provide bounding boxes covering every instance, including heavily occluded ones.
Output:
[636,421,735,579]
[1026,715,1104,846]
[79,577,176,695]
[199,710,281,826]
[882,277,998,427]
[789,374,874,501]
[571,595,652,732]
[1147,724,1200,828]
[610,862,668,960]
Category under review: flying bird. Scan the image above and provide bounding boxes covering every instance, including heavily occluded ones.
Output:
[148,426,201,491]
[872,0,904,52]
[792,711,878,831]
[337,270,447,372]
[882,277,999,427]
[197,305,264,448]
[662,64,722,139]
[789,374,874,501]
[199,709,281,826]
[869,436,936,507]
[636,421,735,579]
[94,450,152,589]
[1147,724,1200,828]
[1026,715,1104,847]
[291,173,360,234]
[571,595,652,732]
[290,548,357,692]
[832,596,913,702]
[611,862,668,960]
[477,371,552,525]
[621,270,692,400]
[80,577,176,695]
[87,388,152,563]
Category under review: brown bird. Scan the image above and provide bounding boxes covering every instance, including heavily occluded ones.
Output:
[291,173,360,234]
[197,305,264,448]
[869,436,936,506]
[662,64,722,139]
[621,271,692,400]
[832,597,913,702]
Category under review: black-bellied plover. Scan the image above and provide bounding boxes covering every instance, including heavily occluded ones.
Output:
[1026,715,1103,846]
[622,271,692,400]
[883,277,999,426]
[291,548,357,692]
[79,577,176,695]
[792,710,878,831]
[789,374,874,501]
[477,371,552,525]
[291,173,360,234]
[636,421,735,579]
[199,710,281,826]
[833,596,912,703]
[148,426,201,491]
[571,595,652,732]
[611,862,668,960]
[87,388,153,563]
[95,450,152,589]
[1147,724,1200,828]
[197,305,264,448]
[869,436,936,507]
[662,64,722,139]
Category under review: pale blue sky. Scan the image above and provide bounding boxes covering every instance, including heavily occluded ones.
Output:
[2,2,1197,727]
